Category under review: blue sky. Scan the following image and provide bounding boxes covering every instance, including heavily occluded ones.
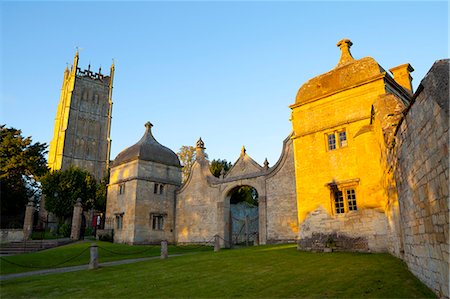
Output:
[1,1,448,166]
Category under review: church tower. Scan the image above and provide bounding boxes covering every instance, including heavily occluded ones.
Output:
[47,51,114,179]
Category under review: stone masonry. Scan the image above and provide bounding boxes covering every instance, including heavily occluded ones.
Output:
[392,59,449,298]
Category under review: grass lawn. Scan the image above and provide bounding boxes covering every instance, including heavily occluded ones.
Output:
[1,244,436,298]
[0,240,211,275]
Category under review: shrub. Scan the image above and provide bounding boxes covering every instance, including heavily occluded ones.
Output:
[58,223,71,237]
[84,227,93,236]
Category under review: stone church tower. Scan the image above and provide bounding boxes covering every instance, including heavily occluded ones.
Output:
[47,51,114,179]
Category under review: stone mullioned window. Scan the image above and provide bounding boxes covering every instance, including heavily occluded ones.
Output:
[326,129,347,151]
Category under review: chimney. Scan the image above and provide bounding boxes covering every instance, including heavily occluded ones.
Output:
[389,63,414,94]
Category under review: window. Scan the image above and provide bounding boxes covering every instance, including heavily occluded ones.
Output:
[329,182,358,214]
[326,129,348,151]
[347,189,358,211]
[118,183,125,195]
[115,213,124,230]
[327,134,336,150]
[339,131,347,147]
[154,183,164,195]
[334,190,345,214]
[151,214,164,230]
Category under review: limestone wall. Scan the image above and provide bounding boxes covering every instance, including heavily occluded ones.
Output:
[299,206,388,252]
[392,59,449,298]
[265,136,298,242]
[176,161,220,243]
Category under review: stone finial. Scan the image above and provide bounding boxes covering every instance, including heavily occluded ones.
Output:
[240,146,246,157]
[196,137,205,149]
[145,121,153,129]
[220,168,225,179]
[263,158,269,170]
[336,38,354,67]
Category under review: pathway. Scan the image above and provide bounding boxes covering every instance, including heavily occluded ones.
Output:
[0,254,183,281]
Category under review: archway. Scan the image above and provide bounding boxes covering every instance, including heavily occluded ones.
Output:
[226,185,259,246]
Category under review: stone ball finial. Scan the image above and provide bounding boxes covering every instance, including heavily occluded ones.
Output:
[336,38,354,67]
[196,137,205,149]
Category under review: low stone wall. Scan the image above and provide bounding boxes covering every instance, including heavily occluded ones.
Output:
[393,59,449,298]
[299,206,388,252]
[1,229,24,243]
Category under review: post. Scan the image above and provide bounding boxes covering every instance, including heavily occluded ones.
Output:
[254,232,259,246]
[161,240,168,259]
[214,235,220,252]
[245,215,249,246]
[89,243,99,269]
[70,198,83,240]
[23,199,35,240]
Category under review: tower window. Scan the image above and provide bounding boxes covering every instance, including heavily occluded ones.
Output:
[118,183,125,195]
[151,214,164,230]
[154,183,165,195]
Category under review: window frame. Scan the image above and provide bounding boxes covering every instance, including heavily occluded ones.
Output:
[150,213,165,230]
[118,183,125,195]
[115,213,124,230]
[329,181,358,215]
[325,128,348,151]
[154,183,165,195]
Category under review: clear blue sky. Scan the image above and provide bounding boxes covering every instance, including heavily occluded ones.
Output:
[1,1,448,166]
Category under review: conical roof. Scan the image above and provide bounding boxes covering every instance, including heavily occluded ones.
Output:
[112,122,181,168]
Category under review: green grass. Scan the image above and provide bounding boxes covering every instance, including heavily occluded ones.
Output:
[0,240,211,275]
[1,244,436,298]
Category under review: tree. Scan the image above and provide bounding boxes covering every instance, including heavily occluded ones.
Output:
[0,125,49,227]
[41,166,97,220]
[177,146,196,183]
[94,170,109,213]
[230,186,258,206]
[210,159,232,178]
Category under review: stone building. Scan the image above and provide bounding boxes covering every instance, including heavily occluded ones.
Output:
[47,51,114,180]
[104,40,448,297]
[290,39,412,252]
[105,122,182,244]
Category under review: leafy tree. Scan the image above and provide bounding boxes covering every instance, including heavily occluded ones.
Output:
[210,159,232,178]
[230,186,258,206]
[94,170,109,213]
[41,166,97,220]
[0,125,49,227]
[177,145,196,183]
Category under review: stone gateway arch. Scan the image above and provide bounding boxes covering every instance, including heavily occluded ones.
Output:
[176,136,298,247]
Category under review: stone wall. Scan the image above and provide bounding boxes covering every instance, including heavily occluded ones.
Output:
[1,229,24,243]
[298,206,388,252]
[265,136,298,242]
[392,59,449,298]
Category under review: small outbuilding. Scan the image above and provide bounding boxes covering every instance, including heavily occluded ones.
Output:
[105,122,182,244]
